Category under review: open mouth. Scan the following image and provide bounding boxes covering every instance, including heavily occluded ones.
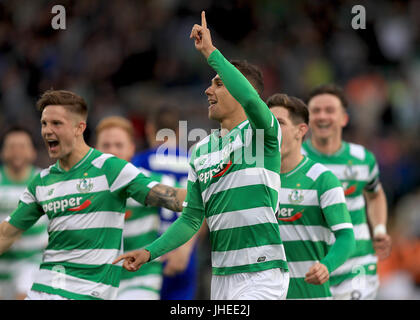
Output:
[208,100,217,108]
[47,139,60,151]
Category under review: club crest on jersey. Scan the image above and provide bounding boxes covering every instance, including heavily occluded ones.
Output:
[288,189,304,204]
[344,162,358,180]
[76,178,93,193]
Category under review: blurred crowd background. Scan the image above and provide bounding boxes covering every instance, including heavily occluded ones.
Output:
[0,0,419,299]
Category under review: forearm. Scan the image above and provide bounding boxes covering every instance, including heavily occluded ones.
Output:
[145,184,186,212]
[321,228,355,273]
[365,186,388,230]
[0,221,23,255]
[146,208,204,260]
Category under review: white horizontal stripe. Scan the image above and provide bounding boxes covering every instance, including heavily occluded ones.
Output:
[119,274,162,292]
[306,163,329,181]
[48,211,124,233]
[320,187,346,209]
[279,225,335,245]
[331,254,377,276]
[188,168,197,183]
[194,134,211,150]
[91,153,114,169]
[126,197,143,208]
[123,215,160,238]
[202,168,280,204]
[20,188,36,204]
[330,223,353,232]
[40,166,52,178]
[194,134,244,171]
[211,244,286,268]
[325,164,370,181]
[278,188,319,206]
[345,195,365,211]
[349,143,365,160]
[10,232,48,251]
[43,249,120,266]
[110,163,140,192]
[287,260,317,278]
[353,223,371,240]
[206,207,277,232]
[36,175,109,202]
[33,268,117,300]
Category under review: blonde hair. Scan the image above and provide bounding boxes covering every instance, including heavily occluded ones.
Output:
[95,116,135,142]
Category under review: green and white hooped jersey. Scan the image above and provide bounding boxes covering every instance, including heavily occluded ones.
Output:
[6,148,156,300]
[302,140,380,286]
[119,169,180,297]
[185,119,288,276]
[0,166,48,279]
[277,156,352,299]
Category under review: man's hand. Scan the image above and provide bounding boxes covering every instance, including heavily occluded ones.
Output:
[305,262,329,285]
[190,11,216,59]
[373,233,392,260]
[112,249,151,272]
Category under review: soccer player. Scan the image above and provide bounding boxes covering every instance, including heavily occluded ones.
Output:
[96,116,165,299]
[302,84,391,299]
[267,93,355,299]
[114,12,289,300]
[0,90,186,300]
[0,126,48,299]
[131,107,200,300]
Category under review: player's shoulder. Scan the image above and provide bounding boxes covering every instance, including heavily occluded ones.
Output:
[345,141,377,163]
[304,158,341,186]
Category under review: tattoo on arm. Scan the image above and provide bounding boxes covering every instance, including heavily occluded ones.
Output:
[146,184,183,212]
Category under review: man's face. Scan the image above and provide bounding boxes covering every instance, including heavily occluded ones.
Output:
[205,75,242,122]
[307,93,348,141]
[41,105,83,160]
[1,132,36,171]
[96,127,135,162]
[270,106,306,158]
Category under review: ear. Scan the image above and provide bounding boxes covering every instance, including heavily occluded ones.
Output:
[341,111,349,128]
[297,123,309,140]
[75,120,87,137]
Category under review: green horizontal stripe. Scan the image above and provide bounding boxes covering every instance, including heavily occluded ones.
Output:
[123,231,159,251]
[47,228,122,251]
[350,240,375,258]
[31,283,103,300]
[40,262,121,287]
[206,185,278,217]
[349,208,368,225]
[210,223,282,252]
[0,250,42,260]
[286,277,331,299]
[212,260,288,275]
[125,207,159,220]
[120,261,162,280]
[22,224,47,236]
[283,240,330,262]
[330,263,377,286]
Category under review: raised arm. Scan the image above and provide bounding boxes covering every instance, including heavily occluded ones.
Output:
[190,12,279,138]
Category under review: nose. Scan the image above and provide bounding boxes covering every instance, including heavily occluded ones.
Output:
[205,85,214,97]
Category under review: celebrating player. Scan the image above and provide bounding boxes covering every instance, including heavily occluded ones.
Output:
[0,90,186,300]
[114,11,289,300]
[267,93,355,299]
[302,84,391,299]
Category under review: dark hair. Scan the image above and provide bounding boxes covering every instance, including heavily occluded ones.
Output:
[36,89,88,120]
[149,106,180,132]
[230,60,264,95]
[1,125,35,150]
[307,84,348,109]
[267,93,309,125]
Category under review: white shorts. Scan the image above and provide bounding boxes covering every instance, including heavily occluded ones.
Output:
[330,274,379,300]
[25,290,71,300]
[211,268,289,300]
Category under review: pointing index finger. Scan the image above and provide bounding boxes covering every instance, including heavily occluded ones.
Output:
[201,11,207,29]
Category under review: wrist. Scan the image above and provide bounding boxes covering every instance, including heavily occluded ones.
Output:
[144,249,152,262]
[373,224,387,237]
[203,46,217,59]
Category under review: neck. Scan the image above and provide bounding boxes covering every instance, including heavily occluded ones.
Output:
[59,141,91,171]
[281,149,304,174]
[219,114,247,137]
[4,165,32,182]
[310,134,342,155]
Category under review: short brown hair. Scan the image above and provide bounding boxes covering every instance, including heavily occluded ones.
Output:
[307,84,348,109]
[95,116,134,142]
[267,93,309,125]
[36,90,88,120]
[230,60,264,95]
